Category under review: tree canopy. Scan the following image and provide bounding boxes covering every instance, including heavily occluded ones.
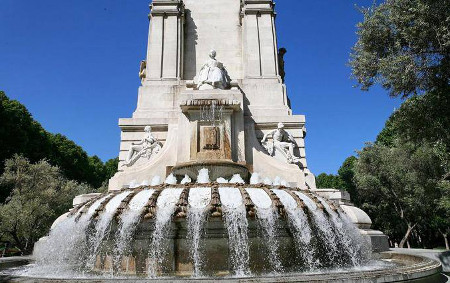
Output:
[315,0,450,249]
[350,0,450,97]
[0,91,118,201]
[354,141,447,248]
[0,155,92,254]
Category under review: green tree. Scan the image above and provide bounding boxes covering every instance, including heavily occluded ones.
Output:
[377,92,450,151]
[104,157,119,180]
[337,156,358,202]
[315,173,343,189]
[0,91,119,198]
[0,155,92,254]
[434,180,450,249]
[354,142,446,248]
[350,0,450,97]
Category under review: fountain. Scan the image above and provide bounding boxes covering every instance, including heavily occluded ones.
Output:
[0,0,444,282]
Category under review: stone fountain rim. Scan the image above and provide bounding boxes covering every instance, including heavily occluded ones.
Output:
[0,252,443,282]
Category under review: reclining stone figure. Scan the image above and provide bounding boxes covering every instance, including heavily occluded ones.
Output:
[123,126,162,167]
[261,122,301,165]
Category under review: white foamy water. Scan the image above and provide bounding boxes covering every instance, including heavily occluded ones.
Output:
[216,177,229,184]
[250,173,260,184]
[113,189,155,270]
[86,192,131,269]
[295,192,340,264]
[189,187,212,209]
[148,188,183,277]
[219,187,242,209]
[197,168,210,184]
[30,195,111,276]
[219,187,250,276]
[247,188,282,272]
[229,174,244,184]
[246,188,272,209]
[187,187,212,277]
[273,176,281,186]
[273,189,315,267]
[181,175,192,184]
[165,174,177,185]
[317,197,369,266]
[263,177,272,185]
[151,176,161,186]
[294,191,317,210]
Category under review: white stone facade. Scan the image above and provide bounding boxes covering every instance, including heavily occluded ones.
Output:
[109,0,312,190]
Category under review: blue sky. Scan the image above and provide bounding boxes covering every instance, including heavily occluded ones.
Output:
[0,0,401,175]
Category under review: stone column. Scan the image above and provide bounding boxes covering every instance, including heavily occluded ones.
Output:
[242,0,278,79]
[146,0,184,80]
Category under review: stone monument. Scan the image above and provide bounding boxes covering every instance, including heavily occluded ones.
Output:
[106,0,388,252]
[109,0,312,190]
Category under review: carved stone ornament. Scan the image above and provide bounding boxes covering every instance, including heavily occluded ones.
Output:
[139,60,147,80]
[123,126,162,167]
[261,122,302,165]
[194,50,231,90]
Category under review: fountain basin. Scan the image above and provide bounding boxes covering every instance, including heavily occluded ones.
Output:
[2,184,443,282]
[0,253,444,282]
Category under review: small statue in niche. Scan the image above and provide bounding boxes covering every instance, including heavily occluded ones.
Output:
[278,48,287,83]
[195,50,231,90]
[139,60,147,80]
[123,126,162,167]
[261,122,301,164]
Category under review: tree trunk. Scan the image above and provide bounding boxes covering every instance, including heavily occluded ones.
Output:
[399,223,415,248]
[444,233,449,250]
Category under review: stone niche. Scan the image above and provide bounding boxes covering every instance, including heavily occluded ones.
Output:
[180,89,245,163]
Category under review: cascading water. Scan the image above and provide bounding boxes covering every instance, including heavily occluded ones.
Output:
[246,188,283,272]
[151,176,161,186]
[181,175,192,184]
[272,189,315,269]
[187,187,211,277]
[86,191,131,270]
[113,189,155,272]
[16,171,374,279]
[317,197,370,266]
[165,174,177,185]
[200,102,224,126]
[293,191,342,266]
[197,168,210,184]
[218,187,250,276]
[30,195,112,276]
[229,174,245,184]
[147,188,183,277]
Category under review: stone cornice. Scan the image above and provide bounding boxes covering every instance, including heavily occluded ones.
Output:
[241,0,275,15]
[149,0,184,17]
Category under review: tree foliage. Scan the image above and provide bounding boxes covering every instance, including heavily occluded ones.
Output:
[354,142,447,248]
[376,92,450,151]
[350,0,450,97]
[0,155,92,254]
[0,91,118,200]
[316,157,358,195]
[315,173,342,189]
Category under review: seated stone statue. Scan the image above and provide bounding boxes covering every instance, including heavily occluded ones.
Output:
[261,122,301,164]
[195,50,231,90]
[123,126,162,167]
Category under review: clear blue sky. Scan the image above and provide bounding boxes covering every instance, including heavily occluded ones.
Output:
[0,0,401,175]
